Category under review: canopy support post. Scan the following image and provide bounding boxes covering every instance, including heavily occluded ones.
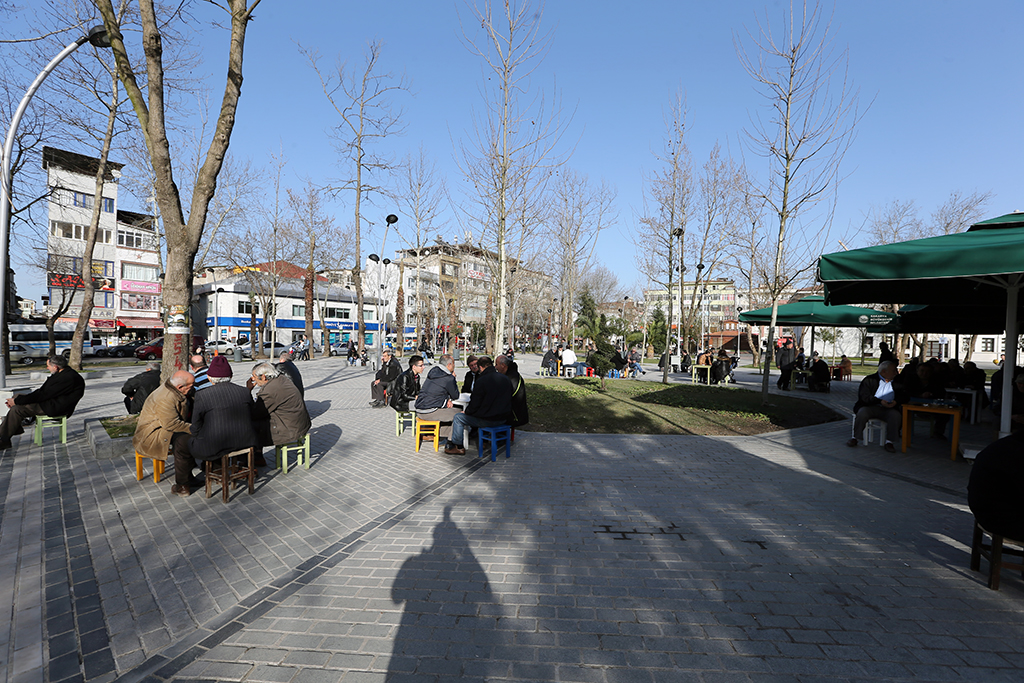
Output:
[999,280,1020,438]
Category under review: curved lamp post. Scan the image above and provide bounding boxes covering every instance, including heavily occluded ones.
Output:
[0,26,110,388]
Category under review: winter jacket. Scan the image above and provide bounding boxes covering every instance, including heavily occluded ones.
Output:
[416,366,459,413]
[465,366,513,422]
[853,372,909,414]
[132,380,191,462]
[121,369,161,414]
[775,346,796,370]
[388,368,421,411]
[506,362,529,428]
[253,374,310,446]
[16,367,85,418]
[189,381,259,461]
[276,359,304,396]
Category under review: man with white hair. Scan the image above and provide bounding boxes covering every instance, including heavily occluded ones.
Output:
[134,370,194,494]
[847,360,906,453]
[251,361,310,449]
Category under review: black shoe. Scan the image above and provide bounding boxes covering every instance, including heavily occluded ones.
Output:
[884,442,896,453]
[0,439,11,450]
[171,484,191,497]
[846,438,858,447]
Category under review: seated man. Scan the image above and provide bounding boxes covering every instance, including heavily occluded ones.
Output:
[833,354,853,380]
[496,354,529,428]
[807,356,832,392]
[390,355,425,412]
[627,347,645,377]
[415,354,460,438]
[968,430,1024,539]
[369,349,402,407]
[846,360,906,452]
[276,351,304,396]
[541,347,558,375]
[443,356,512,455]
[133,370,194,477]
[170,356,260,497]
[0,355,85,449]
[561,346,578,375]
[122,362,161,414]
[251,361,311,454]
[190,354,210,391]
[462,355,479,393]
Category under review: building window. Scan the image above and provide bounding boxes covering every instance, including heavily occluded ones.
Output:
[117,228,149,249]
[72,191,94,209]
[363,309,374,321]
[102,197,114,213]
[51,220,83,240]
[292,305,305,316]
[324,307,349,319]
[238,300,259,315]
[982,337,996,353]
[120,293,159,311]
[121,262,159,282]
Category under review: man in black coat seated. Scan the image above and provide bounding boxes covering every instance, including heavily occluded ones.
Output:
[122,362,161,414]
[444,356,512,455]
[462,355,480,393]
[389,355,425,411]
[541,348,558,375]
[496,355,529,428]
[369,349,402,407]
[276,351,304,397]
[807,356,832,392]
[846,360,906,452]
[968,431,1024,540]
[0,354,85,449]
[170,356,259,497]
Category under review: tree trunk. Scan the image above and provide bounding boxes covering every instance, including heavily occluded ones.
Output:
[304,236,315,350]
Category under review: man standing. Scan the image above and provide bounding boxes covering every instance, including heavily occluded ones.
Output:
[370,349,402,407]
[496,354,529,429]
[444,356,512,455]
[846,360,906,453]
[121,362,161,414]
[416,354,460,438]
[276,351,304,396]
[0,355,85,449]
[133,370,194,481]
[171,356,260,496]
[462,355,480,393]
[190,354,211,391]
[390,355,425,412]
[775,340,796,390]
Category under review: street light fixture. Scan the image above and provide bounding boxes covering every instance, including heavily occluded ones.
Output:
[0,25,110,388]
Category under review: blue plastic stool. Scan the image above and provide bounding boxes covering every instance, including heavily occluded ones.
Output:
[478,425,512,462]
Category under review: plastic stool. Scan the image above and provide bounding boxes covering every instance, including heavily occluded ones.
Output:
[539,367,551,377]
[276,433,311,473]
[415,419,440,452]
[135,450,165,483]
[971,520,1024,590]
[586,367,594,377]
[35,415,67,445]
[478,425,512,462]
[563,366,576,378]
[862,418,887,446]
[396,410,415,436]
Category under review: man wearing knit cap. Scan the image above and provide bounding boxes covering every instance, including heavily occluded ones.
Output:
[170,355,260,496]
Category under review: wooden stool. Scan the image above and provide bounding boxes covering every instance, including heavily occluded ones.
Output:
[971,520,1024,590]
[135,450,166,483]
[415,419,441,452]
[396,410,415,436]
[478,425,512,462]
[35,415,68,445]
[204,447,256,502]
[276,433,311,473]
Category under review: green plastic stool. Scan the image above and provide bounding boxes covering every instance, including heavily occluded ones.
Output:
[396,410,415,435]
[276,433,311,473]
[34,415,67,445]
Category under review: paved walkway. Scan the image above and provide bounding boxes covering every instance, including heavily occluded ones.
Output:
[1,354,1021,683]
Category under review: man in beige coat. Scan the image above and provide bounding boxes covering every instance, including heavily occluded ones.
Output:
[132,370,194,469]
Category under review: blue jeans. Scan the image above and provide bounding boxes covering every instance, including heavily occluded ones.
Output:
[450,412,506,447]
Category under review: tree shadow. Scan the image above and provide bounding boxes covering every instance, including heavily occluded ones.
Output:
[387,505,500,681]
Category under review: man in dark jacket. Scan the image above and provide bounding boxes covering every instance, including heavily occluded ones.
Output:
[541,348,558,375]
[251,361,311,450]
[444,356,512,455]
[170,356,259,496]
[370,349,402,407]
[847,360,906,452]
[415,354,460,438]
[275,351,304,396]
[462,355,479,393]
[0,355,85,448]
[121,362,161,414]
[775,340,796,390]
[496,355,529,428]
[389,355,425,411]
[968,430,1024,540]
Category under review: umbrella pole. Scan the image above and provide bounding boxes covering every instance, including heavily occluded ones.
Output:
[955,333,959,362]
[1000,281,1020,438]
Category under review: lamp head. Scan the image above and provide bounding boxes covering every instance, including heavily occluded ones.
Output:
[368,254,380,263]
[386,214,398,225]
[87,25,111,48]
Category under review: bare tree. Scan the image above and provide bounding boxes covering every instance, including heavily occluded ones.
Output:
[636,92,692,384]
[288,181,335,354]
[303,40,407,353]
[458,0,569,354]
[96,0,261,379]
[577,264,623,306]
[929,189,992,237]
[737,0,862,402]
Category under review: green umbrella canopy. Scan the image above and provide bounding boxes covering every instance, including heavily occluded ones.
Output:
[868,304,1012,335]
[738,295,893,327]
[818,213,1024,305]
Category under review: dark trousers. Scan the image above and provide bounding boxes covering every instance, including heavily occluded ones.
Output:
[171,432,197,486]
[370,381,386,402]
[777,364,794,389]
[0,403,47,442]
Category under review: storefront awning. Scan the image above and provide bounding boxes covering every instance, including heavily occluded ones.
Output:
[117,317,163,329]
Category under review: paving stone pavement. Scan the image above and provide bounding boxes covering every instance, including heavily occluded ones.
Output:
[1,354,1022,683]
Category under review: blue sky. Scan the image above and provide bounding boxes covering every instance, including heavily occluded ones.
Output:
[12,0,1024,301]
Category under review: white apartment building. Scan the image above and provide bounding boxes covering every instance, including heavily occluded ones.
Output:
[43,147,162,344]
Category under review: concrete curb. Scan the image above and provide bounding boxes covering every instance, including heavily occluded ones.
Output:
[85,417,133,460]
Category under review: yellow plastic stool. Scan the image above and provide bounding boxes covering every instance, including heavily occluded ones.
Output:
[415,419,441,452]
[135,451,166,483]
[34,415,67,445]
[276,433,311,473]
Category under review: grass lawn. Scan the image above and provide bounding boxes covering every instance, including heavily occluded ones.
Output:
[100,414,137,438]
[522,377,843,436]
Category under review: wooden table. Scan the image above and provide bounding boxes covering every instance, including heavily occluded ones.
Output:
[902,403,962,460]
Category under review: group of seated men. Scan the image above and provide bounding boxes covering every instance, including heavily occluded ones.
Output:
[374,352,528,456]
[132,352,310,497]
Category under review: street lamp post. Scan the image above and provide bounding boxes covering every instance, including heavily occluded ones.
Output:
[735,306,743,355]
[0,25,110,388]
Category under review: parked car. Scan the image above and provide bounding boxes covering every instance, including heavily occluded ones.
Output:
[10,344,38,365]
[240,341,287,359]
[330,341,347,356]
[107,339,148,358]
[135,337,164,360]
[205,340,236,355]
